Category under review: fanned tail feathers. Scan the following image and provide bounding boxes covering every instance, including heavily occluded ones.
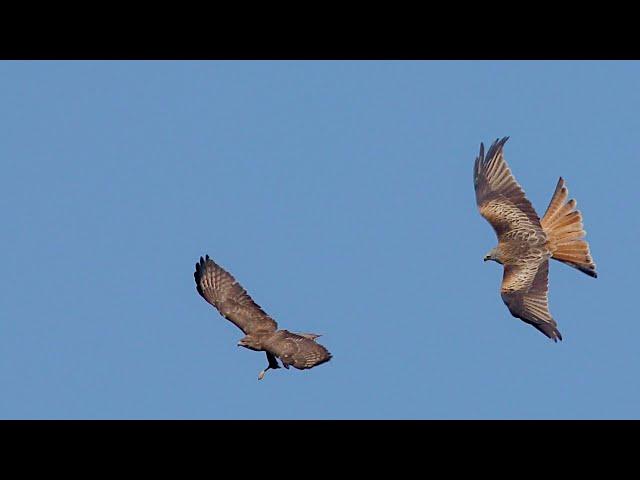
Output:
[541,177,598,278]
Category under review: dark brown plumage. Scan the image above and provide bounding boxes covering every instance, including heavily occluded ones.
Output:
[194,255,332,379]
[474,137,597,341]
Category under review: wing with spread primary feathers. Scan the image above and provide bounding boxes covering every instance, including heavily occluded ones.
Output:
[500,260,562,341]
[474,137,544,241]
[194,255,278,335]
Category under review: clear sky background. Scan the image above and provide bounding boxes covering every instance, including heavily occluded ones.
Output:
[1,61,638,419]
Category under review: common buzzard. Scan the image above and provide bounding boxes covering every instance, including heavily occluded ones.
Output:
[194,255,332,379]
[474,137,597,341]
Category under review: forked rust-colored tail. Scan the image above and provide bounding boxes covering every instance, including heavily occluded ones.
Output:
[541,177,598,278]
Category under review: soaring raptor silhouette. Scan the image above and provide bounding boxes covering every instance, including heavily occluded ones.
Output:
[194,255,332,379]
[474,137,597,341]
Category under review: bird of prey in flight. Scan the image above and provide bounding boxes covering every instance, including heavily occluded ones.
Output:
[474,137,597,341]
[194,255,332,379]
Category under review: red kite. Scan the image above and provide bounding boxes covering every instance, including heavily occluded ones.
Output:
[474,137,597,341]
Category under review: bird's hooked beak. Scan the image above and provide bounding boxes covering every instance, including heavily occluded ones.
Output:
[483,254,490,262]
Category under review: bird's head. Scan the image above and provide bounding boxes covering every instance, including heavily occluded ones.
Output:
[237,334,263,351]
[483,247,503,265]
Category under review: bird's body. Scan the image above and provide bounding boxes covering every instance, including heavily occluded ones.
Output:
[261,330,331,369]
[194,255,332,379]
[474,137,597,341]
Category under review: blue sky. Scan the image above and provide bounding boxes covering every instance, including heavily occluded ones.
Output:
[1,61,638,419]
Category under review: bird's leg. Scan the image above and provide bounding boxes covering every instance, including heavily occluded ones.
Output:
[258,365,272,380]
[258,352,281,380]
[258,363,283,380]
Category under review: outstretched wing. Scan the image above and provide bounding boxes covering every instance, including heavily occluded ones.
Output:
[500,260,562,341]
[194,255,277,335]
[271,331,332,370]
[474,137,544,241]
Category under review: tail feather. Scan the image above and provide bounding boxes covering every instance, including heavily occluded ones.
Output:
[552,211,581,230]
[542,179,568,221]
[297,332,322,341]
[547,200,577,224]
[541,177,598,278]
[551,223,584,239]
